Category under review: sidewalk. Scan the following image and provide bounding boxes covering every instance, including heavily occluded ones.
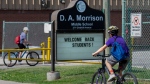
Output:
[0,80,31,84]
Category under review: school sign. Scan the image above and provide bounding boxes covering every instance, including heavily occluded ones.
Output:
[51,0,105,60]
[57,0,104,30]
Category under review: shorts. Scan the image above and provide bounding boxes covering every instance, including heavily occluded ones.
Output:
[18,43,26,51]
[106,55,130,70]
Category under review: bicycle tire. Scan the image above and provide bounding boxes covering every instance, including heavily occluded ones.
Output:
[26,51,40,66]
[121,72,138,84]
[91,71,106,84]
[3,52,17,67]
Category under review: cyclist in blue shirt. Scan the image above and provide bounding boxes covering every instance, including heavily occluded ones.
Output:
[18,27,30,62]
[92,26,130,82]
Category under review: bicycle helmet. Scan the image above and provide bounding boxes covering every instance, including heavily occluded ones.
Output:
[23,27,29,31]
[108,26,119,35]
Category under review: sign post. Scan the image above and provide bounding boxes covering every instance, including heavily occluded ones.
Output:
[130,13,142,37]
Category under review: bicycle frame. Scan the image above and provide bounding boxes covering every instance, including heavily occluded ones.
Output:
[96,55,122,83]
[101,55,110,75]
[15,44,30,58]
[92,54,138,84]
[20,51,27,58]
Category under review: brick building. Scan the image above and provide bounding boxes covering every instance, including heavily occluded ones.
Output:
[0,0,123,48]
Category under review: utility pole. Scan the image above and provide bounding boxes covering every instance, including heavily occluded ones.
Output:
[103,0,110,54]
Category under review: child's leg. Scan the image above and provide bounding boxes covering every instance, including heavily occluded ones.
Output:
[119,69,123,77]
[106,56,118,82]
[118,57,130,77]
[105,60,114,74]
[18,52,22,58]
[106,56,118,74]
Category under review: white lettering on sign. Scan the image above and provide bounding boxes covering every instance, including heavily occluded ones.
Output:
[82,23,93,26]
[59,15,103,22]
[76,15,103,21]
[71,23,94,29]
[71,23,93,27]
[68,15,74,21]
[60,15,66,21]
[71,23,82,26]
[59,14,104,29]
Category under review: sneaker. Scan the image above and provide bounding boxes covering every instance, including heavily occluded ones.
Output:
[7,64,12,67]
[18,62,22,65]
[107,74,116,82]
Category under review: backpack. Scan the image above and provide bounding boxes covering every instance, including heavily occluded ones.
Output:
[111,37,127,61]
[15,35,20,44]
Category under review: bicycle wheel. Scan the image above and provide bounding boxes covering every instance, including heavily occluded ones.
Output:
[26,51,40,66]
[91,71,106,84]
[3,52,17,67]
[121,72,138,84]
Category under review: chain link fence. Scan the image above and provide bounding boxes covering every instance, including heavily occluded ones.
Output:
[124,0,150,82]
[2,21,52,56]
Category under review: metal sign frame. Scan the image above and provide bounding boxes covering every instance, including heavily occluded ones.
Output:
[130,13,142,37]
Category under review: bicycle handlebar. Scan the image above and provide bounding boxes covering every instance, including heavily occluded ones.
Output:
[96,54,111,57]
[26,44,30,46]
[25,43,31,48]
[26,43,31,46]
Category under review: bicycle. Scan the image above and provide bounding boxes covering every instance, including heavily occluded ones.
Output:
[3,44,40,67]
[91,54,138,84]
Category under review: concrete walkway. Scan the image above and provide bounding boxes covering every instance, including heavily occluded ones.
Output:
[0,80,31,84]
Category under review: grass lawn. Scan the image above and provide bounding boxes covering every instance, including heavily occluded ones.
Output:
[0,64,150,84]
[125,66,150,79]
[0,64,99,84]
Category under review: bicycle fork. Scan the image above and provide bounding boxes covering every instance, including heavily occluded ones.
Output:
[96,68,106,84]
